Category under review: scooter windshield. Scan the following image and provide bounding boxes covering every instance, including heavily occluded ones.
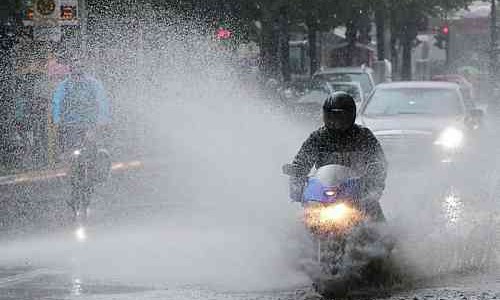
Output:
[303,164,361,203]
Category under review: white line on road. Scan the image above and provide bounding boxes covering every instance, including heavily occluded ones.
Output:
[0,268,61,288]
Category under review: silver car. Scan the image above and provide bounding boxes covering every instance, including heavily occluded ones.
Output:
[329,81,364,107]
[312,67,375,98]
[356,81,483,167]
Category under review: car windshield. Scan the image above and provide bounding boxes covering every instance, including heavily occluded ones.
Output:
[363,88,464,116]
[314,73,373,94]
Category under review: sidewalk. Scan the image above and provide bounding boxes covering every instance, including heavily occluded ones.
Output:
[0,160,143,186]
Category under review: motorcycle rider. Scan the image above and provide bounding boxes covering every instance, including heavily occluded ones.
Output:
[289,92,387,221]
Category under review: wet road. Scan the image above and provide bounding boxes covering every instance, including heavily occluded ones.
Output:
[0,265,301,300]
[0,147,499,299]
[0,160,308,299]
[4,264,500,300]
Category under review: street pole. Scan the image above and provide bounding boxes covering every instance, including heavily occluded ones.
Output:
[490,0,499,113]
[491,0,497,76]
[0,1,17,166]
[79,0,88,58]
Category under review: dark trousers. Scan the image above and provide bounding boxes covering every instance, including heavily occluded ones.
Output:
[59,124,88,154]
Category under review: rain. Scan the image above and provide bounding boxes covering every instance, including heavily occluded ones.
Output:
[0,1,500,300]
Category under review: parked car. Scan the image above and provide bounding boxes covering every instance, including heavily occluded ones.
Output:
[312,66,375,98]
[289,82,333,125]
[329,81,364,107]
[356,81,484,167]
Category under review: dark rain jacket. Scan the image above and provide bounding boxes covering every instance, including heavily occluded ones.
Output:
[290,124,387,202]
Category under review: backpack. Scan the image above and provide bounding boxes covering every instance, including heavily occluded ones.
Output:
[61,78,99,124]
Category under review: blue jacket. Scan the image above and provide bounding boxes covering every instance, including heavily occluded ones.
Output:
[52,74,111,125]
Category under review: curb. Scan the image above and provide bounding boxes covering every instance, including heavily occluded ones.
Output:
[0,160,143,186]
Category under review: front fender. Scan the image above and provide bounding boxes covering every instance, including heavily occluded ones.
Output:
[96,149,112,183]
[69,148,112,184]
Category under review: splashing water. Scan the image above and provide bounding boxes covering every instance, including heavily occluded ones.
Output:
[0,3,499,296]
[0,5,313,293]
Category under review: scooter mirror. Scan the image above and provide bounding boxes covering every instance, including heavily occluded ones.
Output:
[282,163,297,176]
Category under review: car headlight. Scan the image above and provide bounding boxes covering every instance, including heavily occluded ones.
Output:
[434,127,464,150]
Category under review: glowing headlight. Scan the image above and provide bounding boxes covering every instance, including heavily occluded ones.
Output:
[304,202,362,232]
[75,226,87,242]
[325,190,336,197]
[319,203,351,223]
[434,127,464,150]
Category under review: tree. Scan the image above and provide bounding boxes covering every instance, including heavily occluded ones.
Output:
[0,0,20,166]
[289,0,343,74]
[343,1,372,65]
[374,0,387,60]
[236,0,374,78]
[290,0,380,72]
[235,0,344,78]
[224,1,279,79]
[387,0,472,80]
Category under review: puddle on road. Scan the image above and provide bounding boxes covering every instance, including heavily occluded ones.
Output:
[0,267,151,299]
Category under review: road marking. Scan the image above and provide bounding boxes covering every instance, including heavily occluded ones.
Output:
[0,161,143,186]
[0,268,59,288]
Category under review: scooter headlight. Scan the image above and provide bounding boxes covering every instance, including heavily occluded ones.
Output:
[304,202,362,233]
[434,127,464,150]
[319,203,352,223]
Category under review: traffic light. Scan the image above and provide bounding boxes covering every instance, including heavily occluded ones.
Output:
[442,25,449,35]
[60,5,77,21]
[213,20,239,51]
[216,27,233,40]
[434,25,450,50]
[24,7,35,21]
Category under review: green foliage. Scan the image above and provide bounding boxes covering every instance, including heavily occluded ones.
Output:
[148,0,474,77]
[388,0,472,37]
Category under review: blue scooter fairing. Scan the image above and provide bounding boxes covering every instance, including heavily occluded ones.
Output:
[303,164,362,203]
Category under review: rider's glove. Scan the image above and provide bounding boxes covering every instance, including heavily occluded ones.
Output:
[289,176,305,202]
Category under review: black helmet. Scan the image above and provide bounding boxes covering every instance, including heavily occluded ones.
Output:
[322,92,356,131]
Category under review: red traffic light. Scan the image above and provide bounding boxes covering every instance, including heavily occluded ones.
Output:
[216,27,233,40]
[442,26,449,35]
[60,5,77,20]
[26,8,34,20]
